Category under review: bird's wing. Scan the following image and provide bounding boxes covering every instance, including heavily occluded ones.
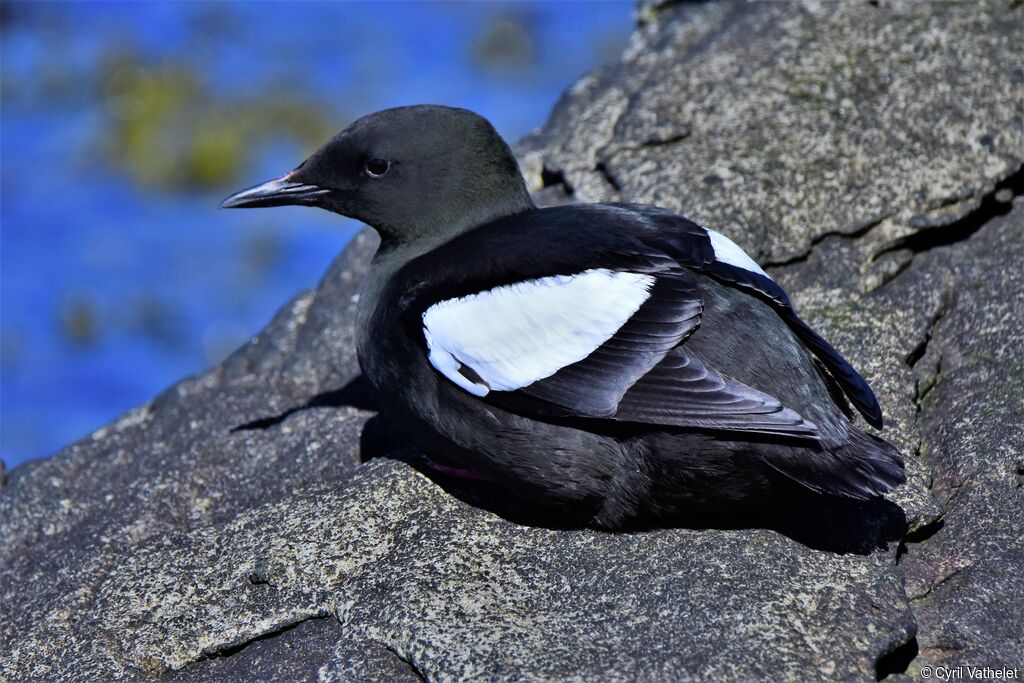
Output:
[420,264,820,440]
[421,268,696,406]
[612,347,818,438]
[626,203,884,428]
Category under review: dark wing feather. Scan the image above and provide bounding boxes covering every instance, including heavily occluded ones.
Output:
[613,347,820,440]
[705,261,883,428]
[625,204,883,429]
[783,315,883,428]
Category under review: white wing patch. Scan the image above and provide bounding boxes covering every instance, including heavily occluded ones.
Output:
[706,228,771,279]
[423,269,655,396]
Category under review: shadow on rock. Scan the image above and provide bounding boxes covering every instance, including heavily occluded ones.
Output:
[233,375,380,432]
[416,463,907,555]
[677,493,908,556]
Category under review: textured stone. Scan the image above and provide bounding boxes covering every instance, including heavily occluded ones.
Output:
[0,231,381,681]
[2,453,915,681]
[168,617,345,683]
[520,0,1023,268]
[896,203,1024,674]
[3,2,1023,681]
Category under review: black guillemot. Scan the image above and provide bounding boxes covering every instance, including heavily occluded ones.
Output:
[222,105,904,528]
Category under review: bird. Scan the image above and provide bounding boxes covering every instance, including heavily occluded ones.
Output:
[221,105,904,528]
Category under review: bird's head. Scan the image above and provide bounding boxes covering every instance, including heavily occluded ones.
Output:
[221,105,534,251]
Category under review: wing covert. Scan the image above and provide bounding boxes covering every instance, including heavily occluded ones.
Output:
[422,268,656,397]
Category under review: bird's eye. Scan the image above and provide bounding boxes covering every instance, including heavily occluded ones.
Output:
[364,158,391,178]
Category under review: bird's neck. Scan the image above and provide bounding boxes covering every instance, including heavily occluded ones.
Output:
[374,192,535,265]
[356,191,533,363]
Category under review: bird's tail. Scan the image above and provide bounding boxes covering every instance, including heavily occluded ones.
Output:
[762,428,906,500]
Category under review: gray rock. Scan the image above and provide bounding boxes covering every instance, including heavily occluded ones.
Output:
[896,202,1024,674]
[167,617,345,683]
[520,1,1023,268]
[0,230,381,681]
[3,1,1022,680]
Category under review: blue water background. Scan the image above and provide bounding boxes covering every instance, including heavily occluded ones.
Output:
[1,1,633,467]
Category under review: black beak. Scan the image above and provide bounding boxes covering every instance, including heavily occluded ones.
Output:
[220,172,332,209]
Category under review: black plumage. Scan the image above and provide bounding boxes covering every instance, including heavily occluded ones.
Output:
[222,105,904,528]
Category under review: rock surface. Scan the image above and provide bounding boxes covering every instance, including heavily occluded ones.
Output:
[2,1,1022,680]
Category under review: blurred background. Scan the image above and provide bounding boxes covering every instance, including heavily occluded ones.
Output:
[0,1,633,468]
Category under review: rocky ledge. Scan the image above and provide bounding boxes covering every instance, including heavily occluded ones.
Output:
[2,2,1022,680]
